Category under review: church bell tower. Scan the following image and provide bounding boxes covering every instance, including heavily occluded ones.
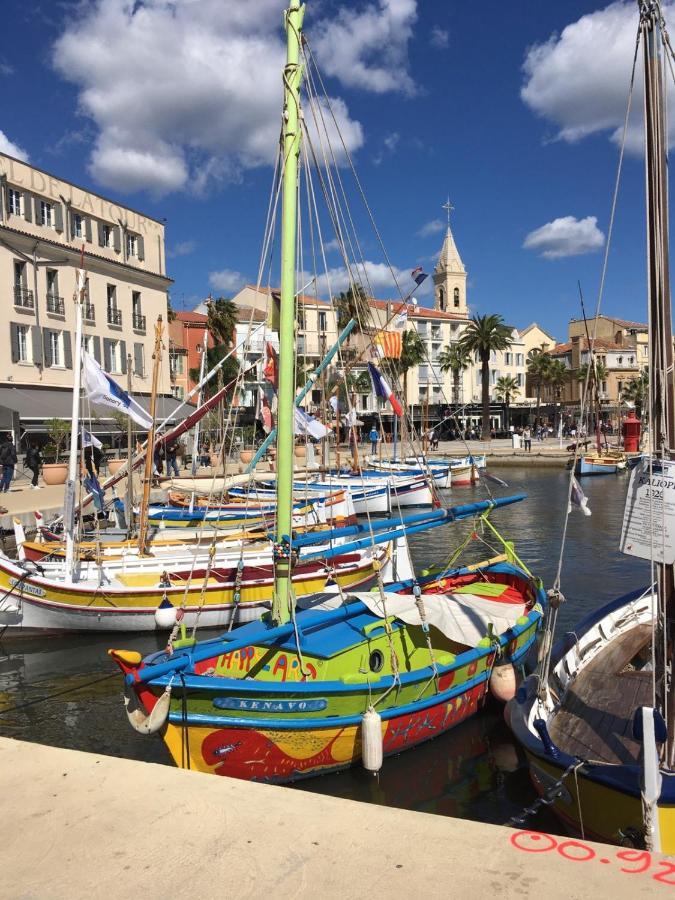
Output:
[433,199,467,315]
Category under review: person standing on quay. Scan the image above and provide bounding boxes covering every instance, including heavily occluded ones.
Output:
[369,425,379,456]
[24,443,42,489]
[0,434,18,492]
[523,426,532,453]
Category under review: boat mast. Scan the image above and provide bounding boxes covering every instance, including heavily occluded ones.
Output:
[641,0,675,758]
[126,352,134,535]
[64,255,86,581]
[191,325,209,475]
[137,317,163,556]
[272,0,305,625]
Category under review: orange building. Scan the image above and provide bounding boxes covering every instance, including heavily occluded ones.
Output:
[168,310,214,400]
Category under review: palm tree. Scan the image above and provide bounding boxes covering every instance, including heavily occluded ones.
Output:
[397,329,427,414]
[206,297,238,347]
[622,369,649,419]
[459,314,514,439]
[333,284,371,335]
[544,359,568,433]
[189,345,239,399]
[527,350,551,426]
[495,375,520,430]
[438,342,472,404]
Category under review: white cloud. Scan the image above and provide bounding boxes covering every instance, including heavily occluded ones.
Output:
[0,61,14,76]
[312,0,418,96]
[523,215,605,259]
[521,1,675,152]
[310,259,432,298]
[0,130,29,162]
[209,268,247,294]
[372,130,400,165]
[416,219,444,238]
[51,0,418,197]
[168,240,197,258]
[430,26,449,49]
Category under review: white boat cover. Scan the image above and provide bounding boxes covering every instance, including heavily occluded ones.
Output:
[297,590,526,646]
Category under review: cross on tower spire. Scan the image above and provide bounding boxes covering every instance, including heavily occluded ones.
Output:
[442,197,454,228]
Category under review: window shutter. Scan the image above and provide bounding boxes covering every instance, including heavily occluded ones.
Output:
[120,340,127,374]
[23,193,32,223]
[63,331,72,369]
[0,177,5,223]
[85,217,92,243]
[34,196,42,224]
[93,335,101,365]
[134,342,144,376]
[97,221,105,247]
[31,326,43,366]
[10,323,19,363]
[43,329,53,367]
[137,235,145,261]
[113,226,121,253]
[54,203,64,233]
[103,338,112,372]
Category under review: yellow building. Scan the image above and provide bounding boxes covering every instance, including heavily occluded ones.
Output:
[0,152,173,435]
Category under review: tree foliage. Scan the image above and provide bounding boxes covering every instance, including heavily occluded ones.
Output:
[459,314,513,437]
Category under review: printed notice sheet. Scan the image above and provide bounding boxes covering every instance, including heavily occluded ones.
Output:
[620,458,675,564]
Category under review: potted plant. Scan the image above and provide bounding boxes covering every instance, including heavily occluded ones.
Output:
[42,418,70,485]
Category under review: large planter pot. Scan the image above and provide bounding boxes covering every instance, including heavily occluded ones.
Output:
[294,445,307,459]
[42,463,68,486]
[107,458,126,475]
[239,450,254,464]
[210,454,219,467]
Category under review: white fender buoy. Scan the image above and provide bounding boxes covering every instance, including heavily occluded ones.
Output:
[489,663,517,702]
[154,597,177,629]
[124,685,171,735]
[13,518,26,561]
[361,705,383,774]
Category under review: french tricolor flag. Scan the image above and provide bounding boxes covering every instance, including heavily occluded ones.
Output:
[368,362,403,417]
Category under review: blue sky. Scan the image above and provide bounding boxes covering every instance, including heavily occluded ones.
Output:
[1,0,665,342]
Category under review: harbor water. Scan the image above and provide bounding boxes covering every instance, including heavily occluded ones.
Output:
[0,466,649,829]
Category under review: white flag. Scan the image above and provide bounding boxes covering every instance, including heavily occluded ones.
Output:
[294,407,328,441]
[82,351,153,430]
[81,428,103,449]
[569,475,592,517]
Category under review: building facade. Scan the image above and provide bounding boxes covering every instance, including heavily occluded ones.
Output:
[0,153,173,435]
[168,310,214,400]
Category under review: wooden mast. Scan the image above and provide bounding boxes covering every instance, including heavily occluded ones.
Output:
[137,316,163,556]
[641,0,675,761]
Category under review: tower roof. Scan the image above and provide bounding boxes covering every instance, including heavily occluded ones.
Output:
[434,227,465,274]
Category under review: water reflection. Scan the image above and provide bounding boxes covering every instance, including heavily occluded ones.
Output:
[0,467,649,827]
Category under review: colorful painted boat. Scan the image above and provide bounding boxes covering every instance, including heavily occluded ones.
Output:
[366,457,452,489]
[574,452,626,476]
[111,554,545,783]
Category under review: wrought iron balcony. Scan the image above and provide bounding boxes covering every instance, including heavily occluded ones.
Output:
[132,313,146,332]
[108,308,122,327]
[46,294,65,316]
[13,286,34,309]
[84,304,95,322]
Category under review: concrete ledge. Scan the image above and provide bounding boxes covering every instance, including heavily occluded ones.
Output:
[0,737,666,898]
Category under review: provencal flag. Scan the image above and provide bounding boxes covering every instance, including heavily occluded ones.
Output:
[82,351,153,430]
[374,330,403,359]
[368,362,403,416]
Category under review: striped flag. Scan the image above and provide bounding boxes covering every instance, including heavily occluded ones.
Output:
[368,362,403,416]
[411,266,427,286]
[374,330,402,359]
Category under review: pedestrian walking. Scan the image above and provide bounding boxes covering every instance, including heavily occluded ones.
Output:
[166,440,180,477]
[25,442,42,489]
[523,426,532,452]
[0,434,18,492]
[369,425,379,456]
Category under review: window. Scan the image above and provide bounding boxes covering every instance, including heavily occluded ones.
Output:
[103,225,113,248]
[17,325,30,363]
[40,200,54,228]
[453,287,460,308]
[438,287,445,311]
[516,353,524,366]
[318,312,327,332]
[618,380,623,395]
[49,330,62,367]
[126,233,137,258]
[46,269,58,298]
[134,342,145,376]
[175,354,185,375]
[516,373,523,387]
[8,189,21,216]
[629,356,634,365]
[617,356,623,365]
[83,334,94,357]
[14,260,24,288]
[132,291,145,330]
[505,352,513,366]
[72,213,83,239]
[107,284,121,325]
[109,339,122,373]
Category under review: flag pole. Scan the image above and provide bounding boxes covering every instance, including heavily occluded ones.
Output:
[126,352,135,535]
[64,248,86,581]
[137,317,163,556]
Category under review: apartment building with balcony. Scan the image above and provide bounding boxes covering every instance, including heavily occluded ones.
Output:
[0,152,174,435]
[168,310,216,400]
[547,336,641,407]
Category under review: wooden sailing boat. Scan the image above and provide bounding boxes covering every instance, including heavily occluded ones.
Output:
[109,0,545,781]
[509,0,675,852]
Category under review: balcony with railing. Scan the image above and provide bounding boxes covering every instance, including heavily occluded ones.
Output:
[13,286,35,310]
[46,294,65,316]
[132,313,146,333]
[84,304,95,323]
[108,308,122,327]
